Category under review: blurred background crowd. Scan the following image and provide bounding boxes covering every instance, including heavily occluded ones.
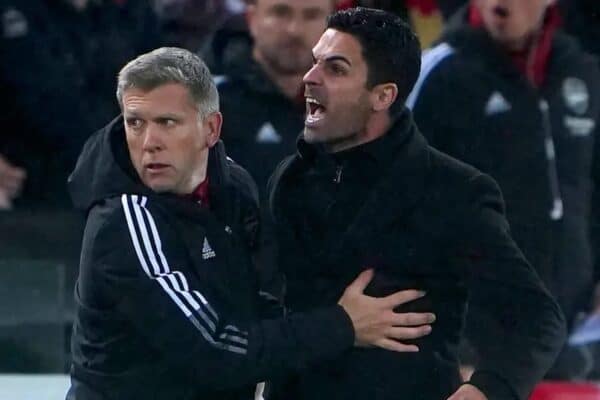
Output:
[0,0,599,396]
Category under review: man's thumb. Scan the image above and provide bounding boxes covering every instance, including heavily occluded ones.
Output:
[348,269,374,294]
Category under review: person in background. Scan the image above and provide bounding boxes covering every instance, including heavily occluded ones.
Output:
[0,0,161,210]
[408,0,600,379]
[152,0,236,52]
[210,0,336,296]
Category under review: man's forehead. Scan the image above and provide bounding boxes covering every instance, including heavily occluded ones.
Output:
[313,29,362,61]
[122,84,195,113]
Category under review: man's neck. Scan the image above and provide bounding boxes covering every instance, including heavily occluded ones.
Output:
[253,51,303,101]
[325,113,393,154]
[501,33,536,52]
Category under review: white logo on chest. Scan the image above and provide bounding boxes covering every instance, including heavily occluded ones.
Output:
[484,91,512,116]
[562,77,589,116]
[202,237,216,260]
[255,122,282,144]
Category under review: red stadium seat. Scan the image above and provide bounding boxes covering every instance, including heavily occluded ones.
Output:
[530,382,600,400]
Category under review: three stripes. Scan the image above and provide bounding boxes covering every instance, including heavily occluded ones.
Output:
[121,194,249,355]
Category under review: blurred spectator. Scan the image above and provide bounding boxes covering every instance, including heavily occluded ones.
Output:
[202,11,252,75]
[152,0,238,52]
[210,0,334,296]
[216,0,334,191]
[0,0,161,210]
[408,0,600,378]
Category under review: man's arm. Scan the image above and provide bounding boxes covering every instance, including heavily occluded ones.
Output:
[91,195,432,392]
[456,174,566,400]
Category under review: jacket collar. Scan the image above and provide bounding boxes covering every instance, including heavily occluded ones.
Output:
[271,108,431,267]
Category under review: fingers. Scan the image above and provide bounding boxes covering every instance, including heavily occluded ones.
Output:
[386,325,432,340]
[375,338,419,353]
[392,312,436,326]
[381,289,426,308]
[346,269,374,294]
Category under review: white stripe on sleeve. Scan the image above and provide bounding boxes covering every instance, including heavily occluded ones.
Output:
[121,194,249,354]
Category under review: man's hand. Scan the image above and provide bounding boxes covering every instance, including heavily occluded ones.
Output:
[447,384,487,400]
[338,269,435,352]
[0,155,26,209]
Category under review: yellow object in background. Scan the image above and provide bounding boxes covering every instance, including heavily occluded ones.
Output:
[408,7,444,49]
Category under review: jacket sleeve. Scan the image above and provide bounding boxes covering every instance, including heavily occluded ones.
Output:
[459,174,566,400]
[94,195,354,391]
[407,43,464,152]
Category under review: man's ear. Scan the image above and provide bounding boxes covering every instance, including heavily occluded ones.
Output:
[370,83,398,112]
[204,112,223,148]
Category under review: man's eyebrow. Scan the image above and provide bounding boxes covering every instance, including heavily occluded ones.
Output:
[312,54,352,67]
[123,110,140,118]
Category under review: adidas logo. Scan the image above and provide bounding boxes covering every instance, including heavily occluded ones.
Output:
[255,122,282,144]
[485,91,511,116]
[202,237,216,260]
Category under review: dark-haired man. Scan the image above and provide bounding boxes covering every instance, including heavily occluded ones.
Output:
[269,7,566,400]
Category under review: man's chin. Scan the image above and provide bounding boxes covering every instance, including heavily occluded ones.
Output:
[302,127,321,144]
[143,179,175,194]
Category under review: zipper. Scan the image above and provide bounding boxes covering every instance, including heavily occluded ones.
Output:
[539,99,563,221]
[333,164,343,184]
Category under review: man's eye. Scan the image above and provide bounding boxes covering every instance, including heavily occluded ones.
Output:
[127,118,143,129]
[328,64,345,75]
[158,118,176,127]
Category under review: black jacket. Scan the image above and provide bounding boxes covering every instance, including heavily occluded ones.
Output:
[66,117,354,400]
[408,12,600,325]
[0,0,161,208]
[215,53,305,197]
[268,110,566,400]
[214,50,305,296]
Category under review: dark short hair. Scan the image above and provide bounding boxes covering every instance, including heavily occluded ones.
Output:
[327,7,421,113]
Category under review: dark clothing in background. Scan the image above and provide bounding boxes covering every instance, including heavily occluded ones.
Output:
[409,8,600,328]
[216,54,304,197]
[202,12,252,76]
[214,38,305,295]
[269,109,566,400]
[0,0,161,209]
[153,0,229,52]
[66,116,354,400]
[560,0,600,58]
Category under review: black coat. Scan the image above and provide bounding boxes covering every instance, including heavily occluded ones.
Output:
[65,117,354,400]
[268,110,566,400]
[214,53,305,295]
[408,10,600,325]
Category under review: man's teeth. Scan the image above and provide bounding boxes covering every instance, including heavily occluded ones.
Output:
[306,98,324,115]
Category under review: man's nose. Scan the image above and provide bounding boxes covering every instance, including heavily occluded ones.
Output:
[303,63,321,85]
[142,125,164,152]
[287,17,302,36]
